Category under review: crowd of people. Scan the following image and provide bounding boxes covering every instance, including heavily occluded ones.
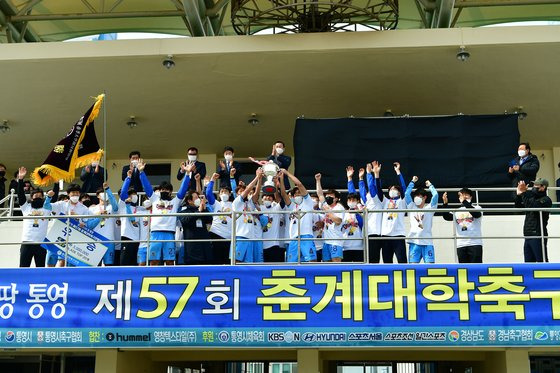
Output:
[0,142,555,268]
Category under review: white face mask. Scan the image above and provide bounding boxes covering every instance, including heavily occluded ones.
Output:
[220,193,230,202]
[142,200,152,209]
[518,150,526,157]
[293,196,304,205]
[194,198,201,207]
[348,201,358,209]
[131,159,139,167]
[130,195,138,204]
[414,196,424,206]
[263,200,272,207]
[188,155,197,162]
[69,196,79,204]
[92,162,99,168]
[275,147,284,155]
[224,154,233,161]
[389,189,399,199]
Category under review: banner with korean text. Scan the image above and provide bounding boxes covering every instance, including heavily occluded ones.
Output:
[0,264,559,348]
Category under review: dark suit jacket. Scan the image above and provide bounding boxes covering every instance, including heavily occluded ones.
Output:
[121,165,144,193]
[177,161,207,190]
[508,154,540,186]
[217,160,242,189]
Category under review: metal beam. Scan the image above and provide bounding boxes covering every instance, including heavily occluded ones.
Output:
[168,0,193,34]
[455,0,560,6]
[11,10,185,22]
[181,0,207,36]
[0,0,40,42]
[16,0,43,16]
[206,0,229,17]
[435,0,455,27]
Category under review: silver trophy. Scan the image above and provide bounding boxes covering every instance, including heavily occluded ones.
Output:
[262,160,280,194]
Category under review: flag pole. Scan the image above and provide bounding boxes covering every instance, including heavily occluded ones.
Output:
[103,90,107,201]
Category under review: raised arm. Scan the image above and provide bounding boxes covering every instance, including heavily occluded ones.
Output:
[230,170,238,198]
[176,162,194,200]
[44,190,54,211]
[315,173,324,202]
[104,184,119,212]
[136,159,153,198]
[240,170,261,200]
[278,170,291,206]
[394,162,406,196]
[426,180,439,208]
[405,176,418,205]
[120,171,132,201]
[441,192,454,221]
[16,167,27,206]
[366,162,377,198]
[358,168,367,205]
[373,161,383,202]
[284,169,308,196]
[206,173,218,205]
[252,168,263,204]
[346,166,356,194]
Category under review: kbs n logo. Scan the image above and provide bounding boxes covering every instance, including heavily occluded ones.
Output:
[267,332,300,343]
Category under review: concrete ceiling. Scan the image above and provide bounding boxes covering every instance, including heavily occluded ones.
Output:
[0,26,559,171]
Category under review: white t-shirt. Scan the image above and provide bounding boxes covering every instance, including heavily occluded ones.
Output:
[89,204,116,240]
[372,196,407,237]
[322,203,345,247]
[365,194,383,236]
[20,202,52,243]
[260,202,283,249]
[407,203,437,245]
[149,195,182,232]
[312,212,324,251]
[451,205,483,248]
[137,206,151,249]
[118,200,140,241]
[286,194,315,238]
[209,200,233,239]
[50,201,91,217]
[343,212,363,250]
[232,196,256,239]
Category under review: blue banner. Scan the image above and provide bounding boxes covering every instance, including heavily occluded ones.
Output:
[1,264,560,348]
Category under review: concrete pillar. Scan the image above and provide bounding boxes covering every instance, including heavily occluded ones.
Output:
[297,348,321,373]
[484,349,530,373]
[95,349,160,373]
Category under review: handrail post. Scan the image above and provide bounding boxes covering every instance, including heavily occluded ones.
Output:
[539,210,546,262]
[146,214,152,267]
[64,216,70,267]
[363,207,369,264]
[297,211,301,264]
[475,190,480,205]
[452,210,459,263]
[231,211,237,265]
[8,189,15,220]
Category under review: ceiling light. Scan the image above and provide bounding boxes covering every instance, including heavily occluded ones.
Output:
[0,120,9,133]
[162,55,175,69]
[456,46,470,62]
[126,116,138,129]
[383,109,394,117]
[248,113,260,126]
[514,106,527,120]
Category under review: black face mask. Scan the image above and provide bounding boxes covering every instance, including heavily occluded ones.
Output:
[31,198,44,209]
[532,187,545,195]
[160,192,172,201]
[82,200,93,208]
[325,196,334,205]
[0,171,5,178]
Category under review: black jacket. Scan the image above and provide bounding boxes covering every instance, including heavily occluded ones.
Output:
[217,160,242,190]
[179,204,213,264]
[80,166,106,193]
[0,175,6,207]
[121,166,144,193]
[515,190,552,236]
[508,154,540,186]
[176,161,207,190]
